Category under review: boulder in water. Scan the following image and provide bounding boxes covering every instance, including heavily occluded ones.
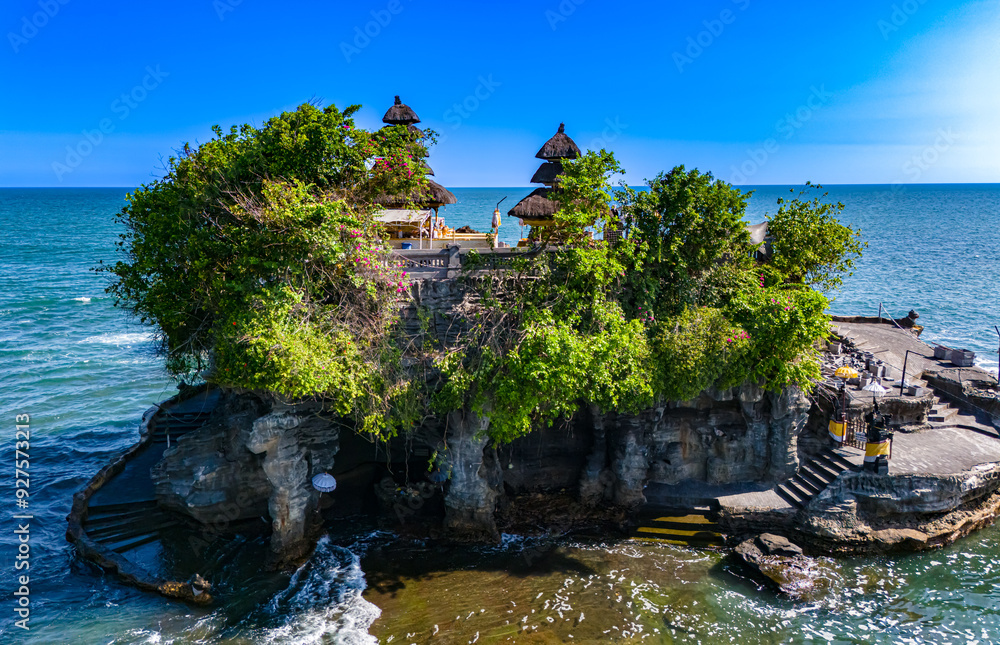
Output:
[734,535,841,602]
[756,533,803,557]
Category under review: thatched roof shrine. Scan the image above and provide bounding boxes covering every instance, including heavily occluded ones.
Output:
[382,96,421,126]
[376,179,456,210]
[507,187,558,220]
[509,123,582,224]
[374,96,454,211]
[534,123,581,161]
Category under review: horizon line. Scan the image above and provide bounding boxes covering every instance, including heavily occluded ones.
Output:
[3,182,1000,190]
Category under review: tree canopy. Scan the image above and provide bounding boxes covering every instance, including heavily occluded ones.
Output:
[105,106,864,444]
[103,103,432,434]
[766,183,866,291]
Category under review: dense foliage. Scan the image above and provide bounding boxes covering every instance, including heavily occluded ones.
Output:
[107,105,863,444]
[103,103,432,436]
[436,161,853,440]
[766,183,866,291]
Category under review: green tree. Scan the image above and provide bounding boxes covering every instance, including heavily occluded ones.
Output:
[625,166,755,317]
[766,183,866,291]
[102,103,430,437]
[548,149,623,244]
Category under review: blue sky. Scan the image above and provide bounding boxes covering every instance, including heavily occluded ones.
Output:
[1,0,997,187]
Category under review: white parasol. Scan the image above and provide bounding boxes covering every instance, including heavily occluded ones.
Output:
[311,472,337,493]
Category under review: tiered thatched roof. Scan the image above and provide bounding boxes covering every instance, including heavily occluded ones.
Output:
[376,179,456,209]
[382,96,420,126]
[535,123,581,161]
[374,96,455,211]
[529,160,563,185]
[509,123,581,224]
[507,187,558,220]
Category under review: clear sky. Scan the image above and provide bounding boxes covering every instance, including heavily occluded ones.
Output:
[2,0,997,187]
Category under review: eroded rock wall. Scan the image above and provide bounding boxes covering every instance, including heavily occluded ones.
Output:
[442,408,502,541]
[496,383,813,514]
[152,393,339,565]
[151,277,820,555]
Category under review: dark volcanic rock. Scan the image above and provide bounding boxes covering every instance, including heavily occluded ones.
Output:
[734,537,842,601]
[756,533,803,557]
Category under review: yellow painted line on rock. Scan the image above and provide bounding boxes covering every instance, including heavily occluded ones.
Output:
[653,515,714,524]
[631,537,690,546]
[637,526,721,538]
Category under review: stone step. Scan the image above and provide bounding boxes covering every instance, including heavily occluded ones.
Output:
[816,452,851,475]
[89,516,179,543]
[802,459,838,483]
[632,534,726,547]
[810,456,844,481]
[797,466,831,490]
[782,479,814,504]
[84,507,161,527]
[775,484,807,509]
[823,448,858,471]
[109,531,163,554]
[928,405,960,424]
[84,510,175,536]
[791,474,821,495]
[632,507,725,547]
[152,422,205,433]
[86,499,158,517]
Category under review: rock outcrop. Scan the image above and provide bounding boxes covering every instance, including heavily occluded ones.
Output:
[443,408,502,541]
[152,393,339,566]
[151,393,271,525]
[734,534,842,601]
[795,462,1000,552]
[148,276,817,557]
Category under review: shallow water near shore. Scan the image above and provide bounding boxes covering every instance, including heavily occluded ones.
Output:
[1,185,999,643]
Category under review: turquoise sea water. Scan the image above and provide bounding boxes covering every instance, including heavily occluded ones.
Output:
[1,185,999,643]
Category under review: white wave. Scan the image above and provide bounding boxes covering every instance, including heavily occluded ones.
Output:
[80,332,154,346]
[73,297,92,303]
[254,536,381,645]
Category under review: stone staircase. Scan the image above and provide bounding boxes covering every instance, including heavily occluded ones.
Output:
[776,448,857,510]
[928,396,998,436]
[83,500,183,554]
[81,405,214,554]
[151,409,214,446]
[632,501,725,547]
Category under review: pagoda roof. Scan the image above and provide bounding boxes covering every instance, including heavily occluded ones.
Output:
[382,96,421,125]
[534,123,581,160]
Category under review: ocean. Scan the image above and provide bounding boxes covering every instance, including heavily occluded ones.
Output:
[1,185,999,644]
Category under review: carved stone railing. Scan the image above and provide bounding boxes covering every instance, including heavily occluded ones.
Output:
[392,246,549,279]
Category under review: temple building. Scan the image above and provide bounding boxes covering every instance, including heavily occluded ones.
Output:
[374,96,459,249]
[507,123,581,238]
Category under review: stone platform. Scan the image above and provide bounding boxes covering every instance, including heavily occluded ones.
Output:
[638,321,1000,553]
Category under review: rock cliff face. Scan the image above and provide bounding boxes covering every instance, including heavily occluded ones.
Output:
[152,379,815,559]
[557,383,812,507]
[798,463,1000,549]
[151,393,339,565]
[442,408,502,541]
[150,278,819,560]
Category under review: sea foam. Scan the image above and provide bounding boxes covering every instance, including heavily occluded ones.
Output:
[255,536,381,645]
[80,332,154,345]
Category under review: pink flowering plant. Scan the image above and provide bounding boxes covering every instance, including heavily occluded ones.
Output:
[105,103,430,436]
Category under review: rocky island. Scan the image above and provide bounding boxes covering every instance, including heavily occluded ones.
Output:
[68,100,1000,604]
